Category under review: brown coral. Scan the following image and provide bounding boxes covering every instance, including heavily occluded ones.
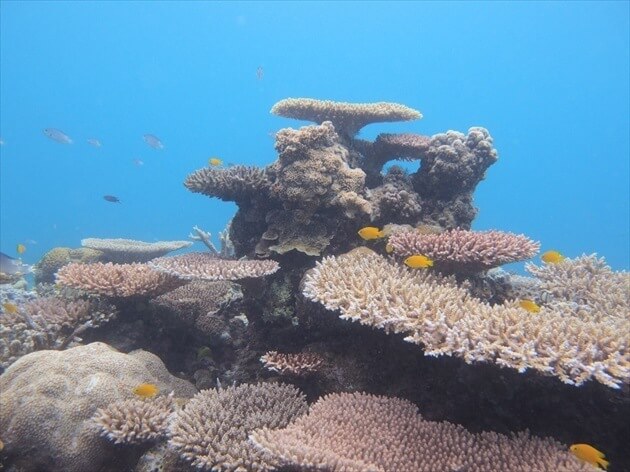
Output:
[168,383,308,471]
[388,228,540,274]
[34,247,104,284]
[80,238,192,263]
[250,392,592,472]
[260,351,325,376]
[148,252,279,281]
[56,262,185,298]
[271,98,422,137]
[184,165,270,204]
[303,248,629,388]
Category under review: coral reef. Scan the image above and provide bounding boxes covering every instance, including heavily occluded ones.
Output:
[184,165,270,204]
[34,246,104,284]
[259,351,325,376]
[250,392,592,472]
[368,166,423,224]
[0,342,196,472]
[81,238,192,263]
[168,383,308,471]
[56,262,186,298]
[388,228,541,274]
[303,247,629,388]
[149,252,280,280]
[271,97,422,137]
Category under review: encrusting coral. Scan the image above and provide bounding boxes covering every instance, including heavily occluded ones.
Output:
[303,247,629,388]
[168,382,308,471]
[250,392,593,472]
[80,238,192,263]
[56,262,186,298]
[148,252,280,281]
[0,342,196,472]
[388,228,541,274]
[271,97,422,137]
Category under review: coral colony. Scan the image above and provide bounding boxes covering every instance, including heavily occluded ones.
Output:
[1,98,628,471]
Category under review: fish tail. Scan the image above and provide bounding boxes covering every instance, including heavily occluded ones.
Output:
[597,458,609,470]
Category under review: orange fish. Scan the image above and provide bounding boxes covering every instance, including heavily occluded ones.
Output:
[404,254,434,269]
[541,250,564,264]
[16,244,26,255]
[2,302,18,315]
[133,383,158,398]
[358,227,385,240]
[569,443,609,470]
[519,299,541,314]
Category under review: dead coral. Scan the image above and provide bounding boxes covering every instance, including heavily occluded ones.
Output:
[250,392,592,472]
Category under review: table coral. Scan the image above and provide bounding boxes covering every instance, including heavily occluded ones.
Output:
[81,238,192,263]
[0,342,197,472]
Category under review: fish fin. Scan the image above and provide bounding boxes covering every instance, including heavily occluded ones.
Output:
[597,458,609,470]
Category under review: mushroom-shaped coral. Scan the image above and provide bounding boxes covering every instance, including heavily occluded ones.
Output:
[388,228,540,274]
[148,252,279,281]
[0,342,196,472]
[271,98,422,137]
[260,351,325,376]
[168,383,308,471]
[80,238,192,263]
[250,392,592,472]
[184,165,270,204]
[56,262,186,298]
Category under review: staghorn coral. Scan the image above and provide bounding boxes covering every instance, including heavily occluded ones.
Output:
[93,393,176,445]
[388,228,540,274]
[80,238,192,263]
[34,246,104,284]
[260,351,325,376]
[184,165,270,204]
[148,252,279,281]
[302,248,630,388]
[271,98,422,137]
[413,127,498,229]
[56,262,185,298]
[0,296,116,368]
[250,392,593,472]
[0,342,196,472]
[368,166,423,224]
[168,382,308,471]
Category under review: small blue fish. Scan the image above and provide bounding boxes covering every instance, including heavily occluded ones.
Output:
[143,134,164,149]
[43,128,72,144]
[87,138,101,147]
[103,195,121,203]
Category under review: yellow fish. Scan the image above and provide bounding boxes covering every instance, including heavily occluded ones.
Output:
[16,244,26,255]
[519,299,541,314]
[358,226,385,240]
[569,443,609,470]
[208,157,223,167]
[385,243,394,254]
[404,254,434,269]
[133,383,159,398]
[541,250,565,264]
[2,302,18,315]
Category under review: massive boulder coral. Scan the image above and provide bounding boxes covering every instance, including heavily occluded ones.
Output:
[0,342,196,472]
[302,248,630,388]
[250,392,592,472]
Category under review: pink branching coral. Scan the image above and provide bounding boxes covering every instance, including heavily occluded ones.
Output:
[260,351,325,376]
[149,253,279,281]
[388,228,540,273]
[250,392,592,472]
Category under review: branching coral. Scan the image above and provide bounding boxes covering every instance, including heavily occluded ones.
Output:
[184,165,270,204]
[271,98,422,137]
[302,248,629,388]
[34,247,104,284]
[148,253,279,281]
[388,228,540,274]
[56,262,185,298]
[250,392,592,472]
[260,351,325,376]
[81,238,192,263]
[168,383,308,471]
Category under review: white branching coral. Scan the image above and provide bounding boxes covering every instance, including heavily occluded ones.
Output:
[303,248,630,388]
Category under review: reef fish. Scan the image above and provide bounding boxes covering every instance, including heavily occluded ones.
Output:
[87,138,101,147]
[2,302,18,315]
[385,243,394,254]
[0,252,31,276]
[16,244,25,255]
[256,66,264,80]
[43,128,73,144]
[143,134,164,149]
[518,299,540,314]
[541,250,565,264]
[358,227,385,240]
[569,444,609,470]
[103,195,121,203]
[133,383,159,398]
[208,157,223,167]
[404,254,434,269]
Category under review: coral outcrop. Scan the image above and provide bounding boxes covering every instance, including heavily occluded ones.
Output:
[81,238,192,263]
[34,246,104,284]
[0,342,196,472]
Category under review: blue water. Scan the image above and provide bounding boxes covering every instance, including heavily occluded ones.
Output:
[1,1,628,271]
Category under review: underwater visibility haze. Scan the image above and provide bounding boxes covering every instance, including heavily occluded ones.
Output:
[0,1,629,472]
